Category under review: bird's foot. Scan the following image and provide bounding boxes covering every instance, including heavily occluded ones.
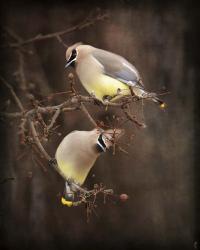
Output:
[90,92,104,106]
[48,158,57,166]
[102,95,112,102]
[93,99,104,106]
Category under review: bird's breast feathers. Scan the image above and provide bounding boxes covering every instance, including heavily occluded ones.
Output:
[56,160,95,185]
[55,132,99,185]
[76,57,130,101]
[56,151,98,185]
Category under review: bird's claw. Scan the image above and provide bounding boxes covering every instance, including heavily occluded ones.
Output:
[48,158,57,166]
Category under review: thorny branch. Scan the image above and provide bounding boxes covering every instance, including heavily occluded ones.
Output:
[0,11,141,219]
[73,183,114,223]
[0,72,137,216]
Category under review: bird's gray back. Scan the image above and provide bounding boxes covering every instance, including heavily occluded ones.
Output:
[92,48,143,88]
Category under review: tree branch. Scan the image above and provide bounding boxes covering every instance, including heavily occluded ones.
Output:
[80,103,97,127]
[0,76,24,112]
[5,12,108,48]
[0,10,134,214]
[29,119,51,161]
[122,104,146,128]
[46,108,61,131]
[17,50,27,90]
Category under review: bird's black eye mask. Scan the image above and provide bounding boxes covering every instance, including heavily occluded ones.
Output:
[96,134,107,153]
[70,49,77,61]
[65,49,77,68]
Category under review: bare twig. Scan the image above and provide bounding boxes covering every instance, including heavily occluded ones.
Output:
[33,155,47,172]
[71,183,114,221]
[5,12,108,48]
[117,145,129,154]
[68,73,76,94]
[56,35,68,48]
[0,177,15,184]
[36,111,47,128]
[0,76,132,212]
[0,94,133,121]
[122,104,146,128]
[18,118,27,144]
[4,27,33,54]
[0,112,22,119]
[80,103,97,127]
[17,50,27,90]
[0,76,24,112]
[47,108,61,131]
[29,119,51,161]
[5,27,23,43]
[0,10,136,214]
[62,107,78,112]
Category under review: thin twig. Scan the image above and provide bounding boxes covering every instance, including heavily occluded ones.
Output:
[17,50,27,90]
[4,27,33,54]
[36,111,47,128]
[80,103,97,127]
[0,112,22,119]
[62,107,78,112]
[0,177,15,184]
[0,76,24,111]
[47,108,61,131]
[18,118,27,144]
[33,155,47,172]
[122,105,146,128]
[0,94,129,121]
[5,12,108,48]
[29,119,51,161]
[56,35,68,48]
[0,94,141,122]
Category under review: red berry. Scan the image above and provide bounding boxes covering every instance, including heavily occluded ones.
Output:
[119,193,129,202]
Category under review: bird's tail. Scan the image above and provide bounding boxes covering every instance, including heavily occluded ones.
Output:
[152,95,166,109]
[143,91,166,109]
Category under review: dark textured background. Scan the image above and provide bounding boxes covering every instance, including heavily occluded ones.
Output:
[0,1,199,250]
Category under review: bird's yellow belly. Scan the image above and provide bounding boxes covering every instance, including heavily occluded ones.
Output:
[80,74,130,101]
[57,157,96,185]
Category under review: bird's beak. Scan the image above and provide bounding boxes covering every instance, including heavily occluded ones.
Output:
[65,58,76,69]
[65,60,72,68]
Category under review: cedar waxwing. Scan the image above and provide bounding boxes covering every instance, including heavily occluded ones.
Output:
[55,128,123,206]
[65,43,165,108]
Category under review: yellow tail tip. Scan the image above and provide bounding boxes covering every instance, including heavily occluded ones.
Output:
[61,197,73,207]
[160,103,166,109]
